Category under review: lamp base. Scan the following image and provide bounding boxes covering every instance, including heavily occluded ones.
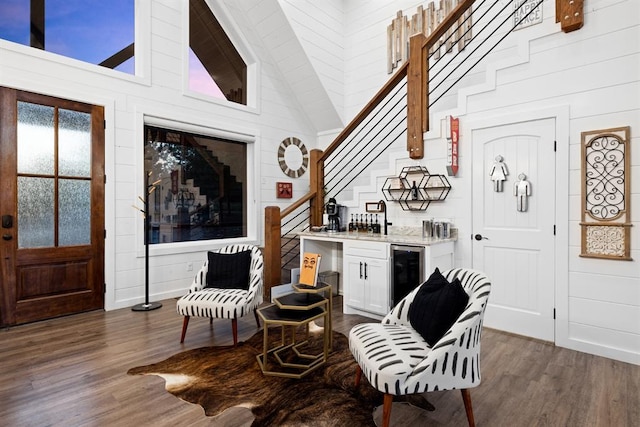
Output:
[131,302,163,311]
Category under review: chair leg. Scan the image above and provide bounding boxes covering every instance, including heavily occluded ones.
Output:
[231,318,238,346]
[254,308,260,328]
[180,316,190,343]
[354,364,362,388]
[461,389,475,427]
[382,393,394,427]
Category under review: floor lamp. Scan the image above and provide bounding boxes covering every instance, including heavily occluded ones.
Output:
[132,172,163,311]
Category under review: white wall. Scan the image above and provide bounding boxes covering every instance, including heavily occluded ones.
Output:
[0,0,317,310]
[333,0,639,364]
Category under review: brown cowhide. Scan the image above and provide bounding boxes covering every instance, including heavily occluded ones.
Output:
[128,326,433,426]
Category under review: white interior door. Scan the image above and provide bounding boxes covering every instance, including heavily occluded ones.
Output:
[472,118,556,341]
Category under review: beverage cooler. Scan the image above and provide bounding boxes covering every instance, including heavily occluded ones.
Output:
[390,245,425,308]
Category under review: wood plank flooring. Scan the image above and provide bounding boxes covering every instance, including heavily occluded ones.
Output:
[1,297,638,426]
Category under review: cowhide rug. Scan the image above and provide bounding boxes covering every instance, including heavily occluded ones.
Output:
[128,326,434,426]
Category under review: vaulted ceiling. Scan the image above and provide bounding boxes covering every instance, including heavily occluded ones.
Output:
[223,0,344,133]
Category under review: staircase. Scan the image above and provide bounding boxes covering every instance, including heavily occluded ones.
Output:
[263,0,546,296]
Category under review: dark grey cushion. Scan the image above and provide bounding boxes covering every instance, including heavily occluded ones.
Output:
[205,250,251,290]
[408,268,469,346]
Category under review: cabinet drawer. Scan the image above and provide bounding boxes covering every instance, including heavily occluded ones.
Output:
[343,241,388,259]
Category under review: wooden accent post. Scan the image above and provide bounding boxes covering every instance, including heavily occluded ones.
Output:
[407,33,427,159]
[310,149,324,226]
[263,206,282,298]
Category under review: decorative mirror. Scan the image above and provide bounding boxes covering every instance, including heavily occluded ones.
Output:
[278,137,308,178]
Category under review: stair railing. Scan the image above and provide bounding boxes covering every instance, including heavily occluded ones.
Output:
[264,0,545,296]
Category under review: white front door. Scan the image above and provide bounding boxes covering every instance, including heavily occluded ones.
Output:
[472,118,556,341]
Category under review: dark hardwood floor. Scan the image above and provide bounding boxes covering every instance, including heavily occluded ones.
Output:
[1,296,638,426]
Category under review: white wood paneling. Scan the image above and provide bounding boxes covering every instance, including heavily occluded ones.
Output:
[339,0,638,364]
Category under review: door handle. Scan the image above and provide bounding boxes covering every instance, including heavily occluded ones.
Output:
[2,234,12,241]
[474,234,488,241]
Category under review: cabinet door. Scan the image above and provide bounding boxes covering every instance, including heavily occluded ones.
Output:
[344,255,365,309]
[363,258,390,315]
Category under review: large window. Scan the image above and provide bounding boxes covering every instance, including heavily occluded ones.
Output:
[144,124,247,244]
[0,0,135,74]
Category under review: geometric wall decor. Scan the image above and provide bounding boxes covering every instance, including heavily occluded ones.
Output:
[580,126,632,260]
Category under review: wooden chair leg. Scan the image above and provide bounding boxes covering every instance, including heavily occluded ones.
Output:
[180,316,190,343]
[231,318,238,346]
[254,308,260,328]
[461,389,475,427]
[355,364,362,388]
[382,393,394,427]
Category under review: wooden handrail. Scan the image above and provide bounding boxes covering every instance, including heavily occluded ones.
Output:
[319,62,409,162]
[281,190,316,218]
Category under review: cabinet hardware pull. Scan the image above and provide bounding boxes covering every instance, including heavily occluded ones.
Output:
[359,262,363,279]
[364,262,368,279]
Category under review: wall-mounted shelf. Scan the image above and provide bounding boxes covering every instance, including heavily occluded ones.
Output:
[382,166,451,211]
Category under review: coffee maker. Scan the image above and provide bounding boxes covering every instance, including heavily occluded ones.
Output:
[325,198,341,232]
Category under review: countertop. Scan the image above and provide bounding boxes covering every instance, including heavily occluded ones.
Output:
[298,229,457,246]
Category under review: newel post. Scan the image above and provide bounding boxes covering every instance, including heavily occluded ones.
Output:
[310,149,324,226]
[407,33,428,159]
[264,206,281,299]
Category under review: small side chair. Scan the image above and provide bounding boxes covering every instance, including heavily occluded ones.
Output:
[176,244,263,345]
[349,268,491,427]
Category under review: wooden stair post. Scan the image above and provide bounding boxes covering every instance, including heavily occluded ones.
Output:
[264,206,281,299]
[310,149,324,226]
[407,32,428,160]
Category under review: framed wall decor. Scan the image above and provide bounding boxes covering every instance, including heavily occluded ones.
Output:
[277,182,293,199]
[580,126,632,260]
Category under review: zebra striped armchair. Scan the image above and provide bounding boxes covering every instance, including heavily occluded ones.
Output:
[176,244,264,346]
[348,268,491,427]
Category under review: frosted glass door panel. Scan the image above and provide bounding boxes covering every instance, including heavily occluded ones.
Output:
[59,109,91,177]
[17,102,55,175]
[18,177,55,248]
[58,179,91,246]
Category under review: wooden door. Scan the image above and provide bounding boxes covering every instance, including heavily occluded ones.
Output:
[0,88,105,326]
[472,118,556,341]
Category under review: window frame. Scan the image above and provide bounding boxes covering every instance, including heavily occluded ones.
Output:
[140,114,261,258]
[181,0,259,111]
[0,0,150,84]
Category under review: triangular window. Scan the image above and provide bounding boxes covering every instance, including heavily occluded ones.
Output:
[189,0,247,105]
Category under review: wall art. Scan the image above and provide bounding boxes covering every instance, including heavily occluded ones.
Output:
[580,126,632,260]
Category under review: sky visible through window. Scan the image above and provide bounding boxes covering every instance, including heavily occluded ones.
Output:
[0,1,225,97]
[0,0,134,74]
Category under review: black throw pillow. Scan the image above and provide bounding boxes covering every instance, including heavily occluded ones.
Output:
[205,250,252,290]
[408,268,469,346]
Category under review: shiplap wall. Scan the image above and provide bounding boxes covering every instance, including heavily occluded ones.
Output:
[334,0,639,364]
[278,0,346,123]
[0,0,317,310]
